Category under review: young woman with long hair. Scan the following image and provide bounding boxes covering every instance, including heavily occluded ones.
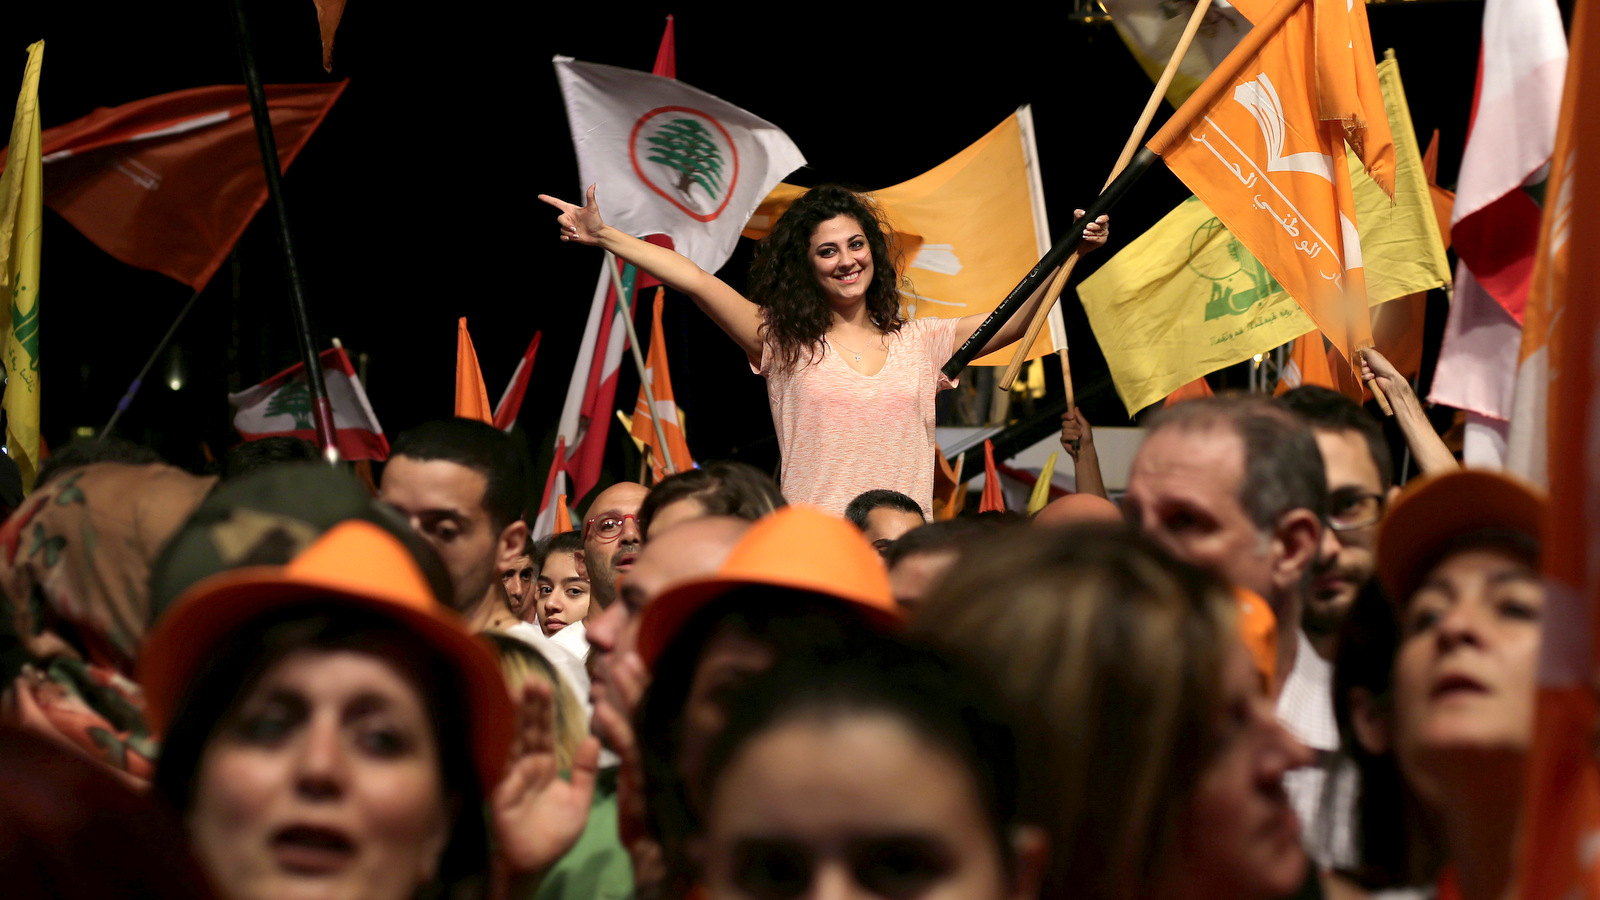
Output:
[539,184,1106,516]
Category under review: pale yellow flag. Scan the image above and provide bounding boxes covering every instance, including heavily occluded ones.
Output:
[0,42,43,492]
[744,109,1058,365]
[1079,54,1448,412]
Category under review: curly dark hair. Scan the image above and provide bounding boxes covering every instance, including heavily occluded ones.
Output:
[747,184,907,372]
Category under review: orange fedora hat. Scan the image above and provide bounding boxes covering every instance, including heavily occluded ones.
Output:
[138,520,515,792]
[636,505,902,668]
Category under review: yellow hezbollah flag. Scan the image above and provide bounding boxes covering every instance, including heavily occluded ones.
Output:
[1080,53,1446,412]
[745,107,1060,365]
[0,42,43,492]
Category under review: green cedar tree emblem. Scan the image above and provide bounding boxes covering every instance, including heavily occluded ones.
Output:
[645,118,725,200]
[265,382,315,430]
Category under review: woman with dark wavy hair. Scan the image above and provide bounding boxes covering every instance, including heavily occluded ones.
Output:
[539,183,1107,516]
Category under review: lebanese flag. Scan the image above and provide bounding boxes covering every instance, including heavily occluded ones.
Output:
[228,345,388,460]
[1448,0,1567,324]
[4,82,346,292]
[531,437,570,539]
[1430,0,1565,443]
[493,332,541,431]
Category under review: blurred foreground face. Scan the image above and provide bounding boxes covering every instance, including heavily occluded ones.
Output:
[187,649,450,900]
[889,550,958,614]
[1124,427,1272,597]
[536,549,591,636]
[1393,547,1542,796]
[648,496,708,538]
[861,507,926,554]
[702,712,1016,900]
[1167,639,1311,900]
[501,554,537,622]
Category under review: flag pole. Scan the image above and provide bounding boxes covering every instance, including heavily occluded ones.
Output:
[227,0,339,462]
[606,252,678,475]
[943,148,1156,380]
[997,0,1218,391]
[99,288,202,439]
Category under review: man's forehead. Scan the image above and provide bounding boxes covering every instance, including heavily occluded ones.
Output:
[380,455,489,512]
[1133,425,1245,488]
[1312,427,1383,490]
[588,483,648,517]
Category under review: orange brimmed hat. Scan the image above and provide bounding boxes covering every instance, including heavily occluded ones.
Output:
[138,520,515,792]
[1376,469,1546,603]
[636,505,902,668]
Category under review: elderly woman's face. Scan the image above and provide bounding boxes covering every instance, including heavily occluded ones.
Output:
[188,649,452,900]
[1393,546,1542,792]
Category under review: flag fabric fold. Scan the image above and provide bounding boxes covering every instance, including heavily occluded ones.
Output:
[631,288,695,481]
[0,42,44,492]
[1146,0,1395,382]
[454,318,493,424]
[228,345,389,461]
[1102,0,1254,107]
[493,332,541,432]
[6,81,346,293]
[1026,451,1059,515]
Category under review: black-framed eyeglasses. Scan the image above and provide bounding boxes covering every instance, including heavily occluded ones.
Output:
[1327,490,1384,531]
[584,513,641,543]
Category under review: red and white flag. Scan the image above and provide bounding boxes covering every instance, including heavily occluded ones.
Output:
[1429,0,1566,461]
[531,437,570,539]
[493,332,541,432]
[228,345,388,460]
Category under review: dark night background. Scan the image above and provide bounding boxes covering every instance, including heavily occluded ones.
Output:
[5,1,1485,504]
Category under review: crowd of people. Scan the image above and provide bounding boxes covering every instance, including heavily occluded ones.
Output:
[0,182,1550,900]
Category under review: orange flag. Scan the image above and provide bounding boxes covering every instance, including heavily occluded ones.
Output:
[979,439,1005,513]
[1516,0,1600,893]
[553,494,573,535]
[1275,332,1338,395]
[454,318,492,424]
[1163,376,1215,407]
[630,288,695,481]
[1147,0,1395,378]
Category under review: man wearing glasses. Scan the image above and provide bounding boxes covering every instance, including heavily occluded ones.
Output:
[1279,386,1396,663]
[576,481,649,613]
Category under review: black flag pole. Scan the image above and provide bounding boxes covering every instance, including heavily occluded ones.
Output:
[940,147,1157,380]
[226,0,340,460]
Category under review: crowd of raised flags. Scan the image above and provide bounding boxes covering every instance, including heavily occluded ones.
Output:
[3,0,1600,895]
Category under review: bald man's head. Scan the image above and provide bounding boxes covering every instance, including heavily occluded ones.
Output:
[577,481,650,608]
[1033,492,1124,528]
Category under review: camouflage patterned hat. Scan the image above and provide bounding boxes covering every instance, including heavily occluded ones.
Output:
[146,462,454,619]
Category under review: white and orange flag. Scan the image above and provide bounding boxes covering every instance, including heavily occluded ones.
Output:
[631,287,695,481]
[1147,0,1394,376]
[1515,0,1600,895]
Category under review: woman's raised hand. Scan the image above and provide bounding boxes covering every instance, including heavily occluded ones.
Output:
[1075,209,1110,254]
[491,679,602,877]
[538,184,606,247]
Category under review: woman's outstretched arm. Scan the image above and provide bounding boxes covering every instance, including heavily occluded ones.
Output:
[540,185,765,363]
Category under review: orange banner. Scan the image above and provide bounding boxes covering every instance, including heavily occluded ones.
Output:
[1148,0,1392,374]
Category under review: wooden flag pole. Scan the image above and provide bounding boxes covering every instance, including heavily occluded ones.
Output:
[998,0,1217,391]
[607,252,678,475]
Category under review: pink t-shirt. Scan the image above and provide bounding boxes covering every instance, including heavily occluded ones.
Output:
[754,317,962,517]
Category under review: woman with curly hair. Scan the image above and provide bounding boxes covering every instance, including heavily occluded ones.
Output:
[539,183,1107,516]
